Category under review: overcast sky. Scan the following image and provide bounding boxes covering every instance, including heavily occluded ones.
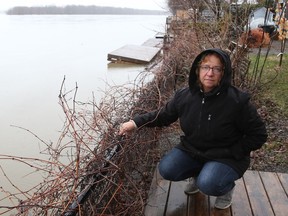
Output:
[0,0,167,11]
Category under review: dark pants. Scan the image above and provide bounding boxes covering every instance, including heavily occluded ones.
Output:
[158,148,240,196]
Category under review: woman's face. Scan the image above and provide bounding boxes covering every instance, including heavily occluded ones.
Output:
[199,54,224,93]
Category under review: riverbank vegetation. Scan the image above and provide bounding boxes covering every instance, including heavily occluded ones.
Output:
[0,1,287,215]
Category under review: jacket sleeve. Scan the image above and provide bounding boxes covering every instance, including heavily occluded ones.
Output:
[231,101,268,159]
[132,91,180,129]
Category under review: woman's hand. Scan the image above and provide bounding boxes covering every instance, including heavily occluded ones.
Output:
[118,120,137,136]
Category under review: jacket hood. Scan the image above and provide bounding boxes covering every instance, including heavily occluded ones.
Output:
[189,48,232,95]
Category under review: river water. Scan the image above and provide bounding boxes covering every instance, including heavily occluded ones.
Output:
[0,14,166,213]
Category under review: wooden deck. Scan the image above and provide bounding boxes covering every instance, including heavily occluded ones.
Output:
[107,43,161,64]
[145,169,288,216]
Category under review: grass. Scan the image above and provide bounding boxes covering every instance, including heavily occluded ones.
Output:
[249,53,288,116]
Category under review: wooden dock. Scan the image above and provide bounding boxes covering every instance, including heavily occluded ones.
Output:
[107,44,161,64]
[107,38,163,64]
[145,169,288,216]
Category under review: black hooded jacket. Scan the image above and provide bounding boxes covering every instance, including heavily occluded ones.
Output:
[133,48,267,176]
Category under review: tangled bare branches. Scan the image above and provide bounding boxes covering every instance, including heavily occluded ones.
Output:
[0,58,179,215]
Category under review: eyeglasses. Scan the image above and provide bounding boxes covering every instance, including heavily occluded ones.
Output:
[199,65,223,74]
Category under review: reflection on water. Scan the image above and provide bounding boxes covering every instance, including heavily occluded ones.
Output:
[107,61,143,69]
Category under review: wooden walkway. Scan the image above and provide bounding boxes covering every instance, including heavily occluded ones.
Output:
[145,170,288,216]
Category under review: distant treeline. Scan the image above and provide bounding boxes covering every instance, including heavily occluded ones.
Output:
[6,5,166,15]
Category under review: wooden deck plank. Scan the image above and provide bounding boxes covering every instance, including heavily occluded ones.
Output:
[165,180,188,216]
[243,170,274,216]
[278,172,288,194]
[209,196,231,216]
[231,177,253,216]
[187,192,209,216]
[260,171,288,216]
[144,169,171,216]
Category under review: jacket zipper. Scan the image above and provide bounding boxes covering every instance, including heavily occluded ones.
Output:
[208,114,212,134]
[198,97,205,130]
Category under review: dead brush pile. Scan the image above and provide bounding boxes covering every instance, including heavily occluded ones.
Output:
[79,35,204,215]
